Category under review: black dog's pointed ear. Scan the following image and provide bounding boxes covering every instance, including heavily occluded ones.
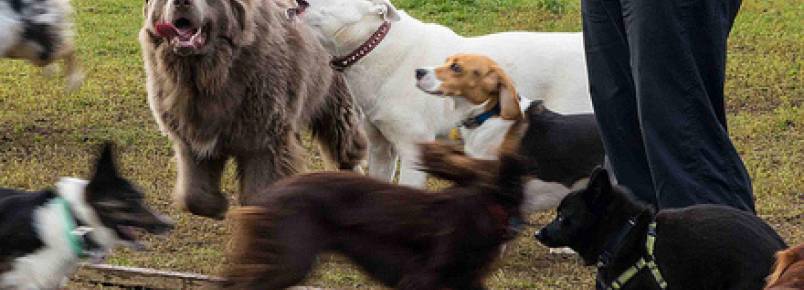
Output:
[588,167,610,192]
[90,142,121,186]
[584,167,613,210]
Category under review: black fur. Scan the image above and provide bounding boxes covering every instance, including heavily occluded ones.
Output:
[7,0,24,12]
[535,168,788,290]
[22,22,57,61]
[0,189,55,263]
[519,101,604,187]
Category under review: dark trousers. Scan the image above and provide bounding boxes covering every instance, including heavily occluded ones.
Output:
[582,0,755,212]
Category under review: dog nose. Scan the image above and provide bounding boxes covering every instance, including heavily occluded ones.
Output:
[174,0,191,7]
[415,69,427,80]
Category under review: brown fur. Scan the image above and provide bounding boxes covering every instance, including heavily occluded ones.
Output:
[222,143,527,290]
[432,54,522,120]
[766,243,804,290]
[139,0,366,219]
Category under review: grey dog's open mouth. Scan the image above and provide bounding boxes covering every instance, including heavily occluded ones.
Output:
[154,18,207,53]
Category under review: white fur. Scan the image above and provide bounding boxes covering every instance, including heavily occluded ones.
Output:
[0,178,122,290]
[302,0,591,187]
[0,1,24,55]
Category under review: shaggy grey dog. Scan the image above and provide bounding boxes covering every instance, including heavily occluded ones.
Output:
[139,0,366,219]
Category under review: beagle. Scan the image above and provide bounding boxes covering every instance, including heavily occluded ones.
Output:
[416,54,606,215]
[416,53,529,159]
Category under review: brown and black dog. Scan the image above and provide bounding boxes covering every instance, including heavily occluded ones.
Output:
[222,143,528,290]
[765,243,804,290]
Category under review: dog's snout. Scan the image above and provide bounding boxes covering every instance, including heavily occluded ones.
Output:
[415,69,427,80]
[173,0,192,7]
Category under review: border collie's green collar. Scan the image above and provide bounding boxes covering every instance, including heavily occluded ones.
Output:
[596,221,668,290]
[55,197,98,258]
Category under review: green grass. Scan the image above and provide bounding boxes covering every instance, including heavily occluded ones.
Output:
[1,0,801,288]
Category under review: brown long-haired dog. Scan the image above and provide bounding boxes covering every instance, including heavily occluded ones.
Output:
[765,243,804,290]
[222,143,527,290]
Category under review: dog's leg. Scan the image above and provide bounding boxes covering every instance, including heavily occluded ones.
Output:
[366,121,398,181]
[236,132,303,205]
[174,142,229,219]
[60,42,84,92]
[396,141,431,187]
[310,74,367,172]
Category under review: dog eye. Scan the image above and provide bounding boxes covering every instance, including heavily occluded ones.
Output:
[450,63,463,73]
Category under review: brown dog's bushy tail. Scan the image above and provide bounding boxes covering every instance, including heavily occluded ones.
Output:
[311,74,367,171]
[222,206,281,288]
[418,143,496,186]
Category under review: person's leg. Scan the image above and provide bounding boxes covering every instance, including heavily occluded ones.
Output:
[621,0,754,212]
[582,0,658,205]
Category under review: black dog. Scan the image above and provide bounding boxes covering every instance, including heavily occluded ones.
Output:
[508,100,606,213]
[518,100,604,187]
[535,168,787,290]
[0,143,173,289]
[222,143,527,290]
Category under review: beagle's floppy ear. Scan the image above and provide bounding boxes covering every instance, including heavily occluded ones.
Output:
[368,0,401,22]
[492,65,522,120]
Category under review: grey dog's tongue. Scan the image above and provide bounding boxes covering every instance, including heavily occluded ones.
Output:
[155,22,195,40]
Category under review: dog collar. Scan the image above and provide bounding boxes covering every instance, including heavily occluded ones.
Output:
[330,21,391,71]
[596,221,668,290]
[55,197,97,258]
[461,94,526,129]
[461,102,501,129]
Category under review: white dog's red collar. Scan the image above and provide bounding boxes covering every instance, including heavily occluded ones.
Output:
[330,21,392,71]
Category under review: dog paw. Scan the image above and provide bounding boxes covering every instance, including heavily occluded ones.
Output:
[42,64,58,78]
[65,70,85,93]
[180,190,229,220]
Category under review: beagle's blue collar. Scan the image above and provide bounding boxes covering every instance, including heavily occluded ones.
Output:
[461,102,501,129]
[461,95,526,129]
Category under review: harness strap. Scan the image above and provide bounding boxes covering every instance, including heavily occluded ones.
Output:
[604,222,667,290]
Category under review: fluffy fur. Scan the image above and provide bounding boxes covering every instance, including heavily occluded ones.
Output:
[0,0,83,91]
[765,243,804,290]
[222,143,527,290]
[139,0,367,219]
[0,144,173,289]
[536,168,788,290]
[299,0,591,187]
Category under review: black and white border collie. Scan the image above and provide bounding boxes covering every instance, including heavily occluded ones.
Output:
[0,143,173,289]
[0,0,83,91]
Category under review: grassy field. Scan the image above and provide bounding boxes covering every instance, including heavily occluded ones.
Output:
[0,0,801,288]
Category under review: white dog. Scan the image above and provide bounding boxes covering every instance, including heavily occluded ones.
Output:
[300,0,591,186]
